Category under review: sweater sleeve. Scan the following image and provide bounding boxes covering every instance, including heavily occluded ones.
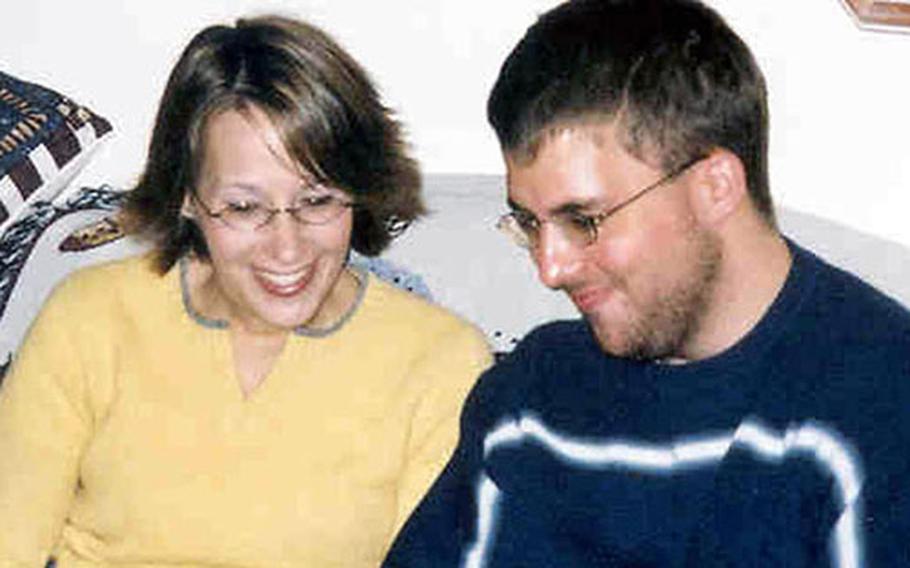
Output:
[0,279,95,567]
[385,332,535,567]
[391,321,492,539]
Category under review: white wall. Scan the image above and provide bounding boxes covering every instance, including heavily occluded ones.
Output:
[2,0,909,247]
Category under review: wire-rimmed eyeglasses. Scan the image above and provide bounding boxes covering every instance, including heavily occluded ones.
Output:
[496,156,703,250]
[191,189,355,232]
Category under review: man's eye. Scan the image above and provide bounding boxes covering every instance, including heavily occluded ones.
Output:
[513,212,539,232]
[567,213,596,231]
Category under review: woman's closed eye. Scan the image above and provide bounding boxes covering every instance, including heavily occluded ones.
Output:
[222,199,264,216]
[300,194,336,209]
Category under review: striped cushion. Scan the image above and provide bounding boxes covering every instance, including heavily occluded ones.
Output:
[0,70,112,232]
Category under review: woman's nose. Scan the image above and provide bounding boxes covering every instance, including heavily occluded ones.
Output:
[263,211,308,263]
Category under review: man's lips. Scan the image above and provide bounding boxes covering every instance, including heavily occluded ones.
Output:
[254,265,314,297]
[569,287,612,313]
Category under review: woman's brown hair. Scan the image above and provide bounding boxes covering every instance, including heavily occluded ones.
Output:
[124,15,424,273]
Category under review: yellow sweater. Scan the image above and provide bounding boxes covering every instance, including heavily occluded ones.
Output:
[0,255,491,567]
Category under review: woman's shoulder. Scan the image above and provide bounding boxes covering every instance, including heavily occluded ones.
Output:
[20,254,168,360]
[361,274,489,349]
[49,253,167,308]
[366,274,471,325]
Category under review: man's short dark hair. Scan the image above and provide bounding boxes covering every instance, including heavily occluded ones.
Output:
[125,15,423,273]
[488,0,773,223]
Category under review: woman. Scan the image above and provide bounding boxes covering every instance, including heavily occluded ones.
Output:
[0,15,491,567]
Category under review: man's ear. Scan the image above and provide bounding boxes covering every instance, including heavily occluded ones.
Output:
[688,149,748,227]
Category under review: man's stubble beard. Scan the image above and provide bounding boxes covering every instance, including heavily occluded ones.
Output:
[593,228,722,361]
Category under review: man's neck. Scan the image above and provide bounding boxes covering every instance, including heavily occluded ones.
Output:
[679,221,792,362]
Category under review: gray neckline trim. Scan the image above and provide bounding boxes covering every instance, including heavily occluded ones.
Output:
[294,263,368,337]
[180,257,227,330]
[179,257,369,337]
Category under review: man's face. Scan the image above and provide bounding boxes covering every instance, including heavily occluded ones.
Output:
[505,123,721,361]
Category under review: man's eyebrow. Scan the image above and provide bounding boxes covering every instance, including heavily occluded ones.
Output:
[553,202,594,216]
[506,196,604,216]
[506,197,529,213]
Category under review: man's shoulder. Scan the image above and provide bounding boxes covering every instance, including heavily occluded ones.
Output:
[518,319,597,353]
[795,243,910,337]
[784,243,910,398]
[464,319,617,420]
[495,319,610,377]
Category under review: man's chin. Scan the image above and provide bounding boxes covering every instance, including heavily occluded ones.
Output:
[586,318,631,357]
[587,317,668,361]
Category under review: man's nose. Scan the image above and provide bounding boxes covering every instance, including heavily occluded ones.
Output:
[533,223,582,290]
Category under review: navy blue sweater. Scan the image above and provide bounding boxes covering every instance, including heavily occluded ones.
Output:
[385,244,910,567]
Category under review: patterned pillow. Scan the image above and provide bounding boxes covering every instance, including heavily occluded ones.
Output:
[0,70,112,233]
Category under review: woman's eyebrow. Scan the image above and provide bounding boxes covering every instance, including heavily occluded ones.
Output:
[203,176,262,191]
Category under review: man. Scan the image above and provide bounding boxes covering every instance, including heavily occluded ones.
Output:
[385,0,910,566]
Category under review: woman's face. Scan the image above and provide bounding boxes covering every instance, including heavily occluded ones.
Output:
[185,106,354,336]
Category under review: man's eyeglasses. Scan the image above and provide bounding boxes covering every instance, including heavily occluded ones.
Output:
[496,157,703,250]
[191,188,355,232]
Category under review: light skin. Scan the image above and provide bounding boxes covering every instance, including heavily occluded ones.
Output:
[505,122,792,363]
[182,106,360,395]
